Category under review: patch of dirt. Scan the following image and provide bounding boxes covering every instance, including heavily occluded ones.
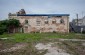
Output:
[0,43,27,52]
[82,43,85,46]
[1,38,85,55]
[35,42,71,55]
[62,41,85,55]
[59,39,85,41]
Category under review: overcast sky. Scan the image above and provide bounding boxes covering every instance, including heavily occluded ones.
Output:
[0,0,85,21]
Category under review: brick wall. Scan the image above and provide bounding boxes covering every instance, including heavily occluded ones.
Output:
[12,16,69,33]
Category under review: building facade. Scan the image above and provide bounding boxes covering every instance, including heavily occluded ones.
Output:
[8,9,70,33]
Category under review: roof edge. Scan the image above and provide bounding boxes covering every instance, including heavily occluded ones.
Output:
[17,14,70,16]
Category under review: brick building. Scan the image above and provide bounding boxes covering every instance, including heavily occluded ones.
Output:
[8,9,70,33]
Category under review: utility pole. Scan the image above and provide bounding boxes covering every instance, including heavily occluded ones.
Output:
[82,11,84,18]
[82,11,84,26]
[76,14,78,26]
[81,11,84,33]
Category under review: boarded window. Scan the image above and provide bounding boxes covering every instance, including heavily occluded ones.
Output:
[60,19,64,24]
[36,21,41,26]
[25,20,28,24]
[45,21,48,24]
[24,26,28,32]
[52,20,56,24]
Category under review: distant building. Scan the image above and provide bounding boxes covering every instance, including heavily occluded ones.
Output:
[8,9,70,33]
[70,16,85,32]
[72,19,83,26]
[72,16,85,26]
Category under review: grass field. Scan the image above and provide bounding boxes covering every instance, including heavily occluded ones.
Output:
[0,33,85,42]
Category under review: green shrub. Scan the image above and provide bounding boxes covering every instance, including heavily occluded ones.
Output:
[0,19,20,35]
